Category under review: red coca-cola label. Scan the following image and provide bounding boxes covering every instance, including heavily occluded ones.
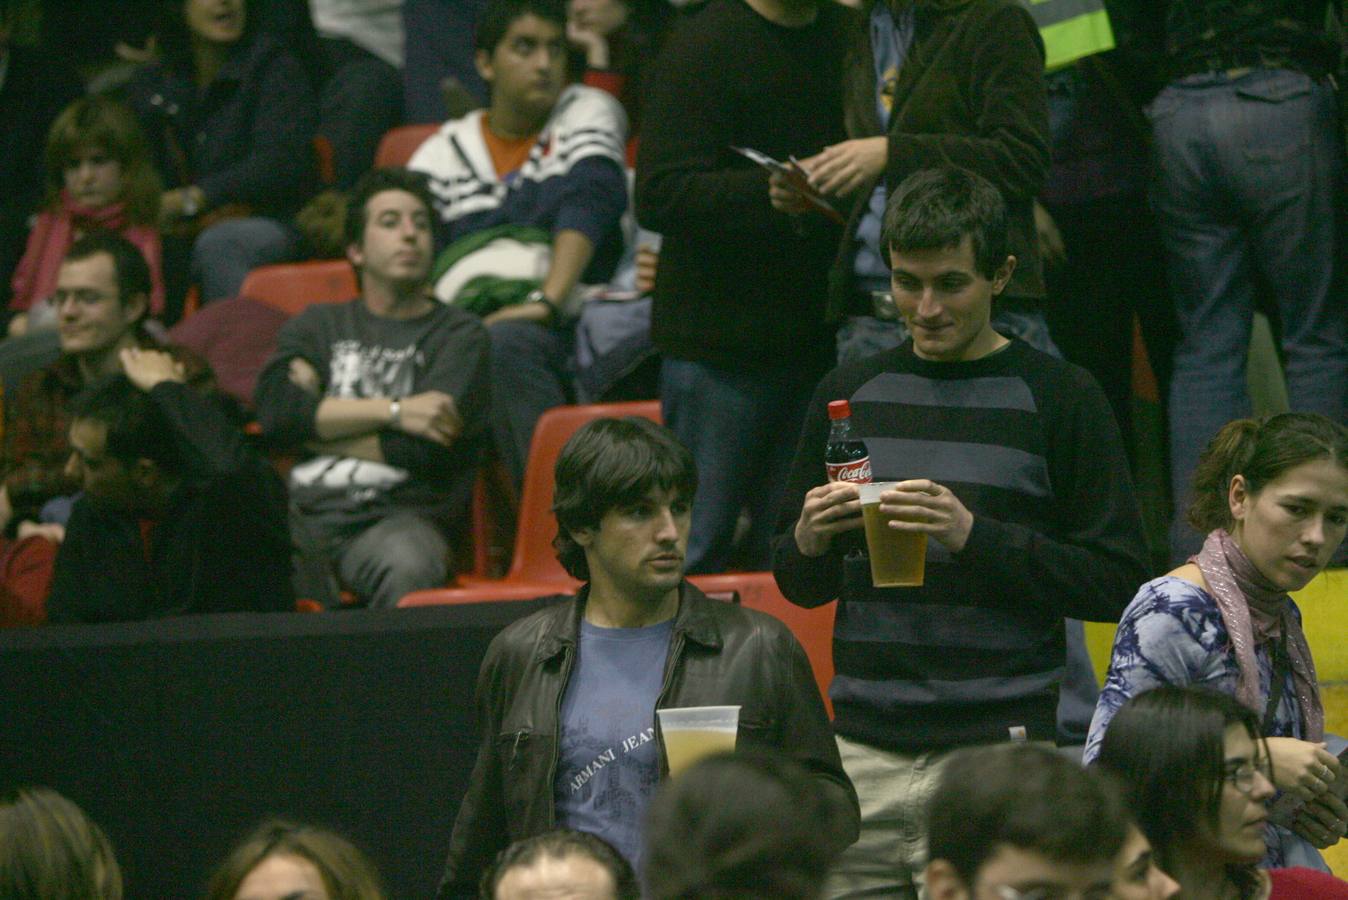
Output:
[827,457,873,484]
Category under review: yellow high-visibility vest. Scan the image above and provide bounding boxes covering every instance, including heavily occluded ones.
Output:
[1021,0,1116,70]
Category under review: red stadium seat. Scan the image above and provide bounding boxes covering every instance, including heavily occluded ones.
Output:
[374,124,439,168]
[240,260,357,317]
[398,400,661,607]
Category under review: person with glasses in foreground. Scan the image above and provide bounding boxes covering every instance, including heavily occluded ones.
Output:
[1097,686,1348,899]
[923,742,1129,900]
[1085,413,1348,868]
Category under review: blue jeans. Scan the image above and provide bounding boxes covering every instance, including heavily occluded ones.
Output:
[192,216,300,302]
[1151,69,1348,562]
[488,318,575,490]
[661,358,819,573]
[292,507,449,609]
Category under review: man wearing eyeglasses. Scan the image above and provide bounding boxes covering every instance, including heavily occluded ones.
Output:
[0,231,210,626]
[924,743,1127,900]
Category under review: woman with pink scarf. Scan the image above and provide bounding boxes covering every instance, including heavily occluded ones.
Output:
[8,95,165,338]
[1085,413,1348,870]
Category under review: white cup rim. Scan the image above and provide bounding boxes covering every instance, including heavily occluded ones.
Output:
[858,481,901,504]
[656,705,741,731]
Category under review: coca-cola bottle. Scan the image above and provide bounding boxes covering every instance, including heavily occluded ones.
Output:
[825,399,872,483]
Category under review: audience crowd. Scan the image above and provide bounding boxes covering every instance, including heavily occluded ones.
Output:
[1,0,1346,896]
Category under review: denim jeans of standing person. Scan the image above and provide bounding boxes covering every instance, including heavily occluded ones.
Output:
[488,317,575,490]
[661,358,820,574]
[1151,69,1348,563]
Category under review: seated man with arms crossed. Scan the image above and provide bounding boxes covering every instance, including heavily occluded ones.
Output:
[438,417,856,896]
[255,168,490,608]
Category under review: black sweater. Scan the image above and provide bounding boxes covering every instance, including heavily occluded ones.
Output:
[773,340,1150,751]
[635,0,855,372]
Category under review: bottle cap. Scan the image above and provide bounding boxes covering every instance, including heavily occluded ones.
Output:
[827,400,851,420]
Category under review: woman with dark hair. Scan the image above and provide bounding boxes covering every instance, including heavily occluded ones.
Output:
[123,0,317,316]
[1098,686,1348,899]
[204,819,385,900]
[1085,413,1348,868]
[0,785,124,899]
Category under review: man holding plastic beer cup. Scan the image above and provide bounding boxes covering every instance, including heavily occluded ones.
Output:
[774,167,1149,900]
[437,417,856,898]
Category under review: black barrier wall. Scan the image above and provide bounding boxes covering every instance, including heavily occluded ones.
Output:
[0,601,561,898]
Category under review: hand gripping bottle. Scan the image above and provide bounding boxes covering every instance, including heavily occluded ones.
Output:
[824,400,872,484]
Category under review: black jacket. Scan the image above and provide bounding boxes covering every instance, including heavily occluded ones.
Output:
[437,582,858,897]
[122,32,317,215]
[828,0,1050,317]
[46,381,292,623]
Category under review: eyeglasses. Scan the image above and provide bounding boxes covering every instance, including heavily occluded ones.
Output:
[994,886,1113,900]
[1223,759,1270,796]
[52,288,115,308]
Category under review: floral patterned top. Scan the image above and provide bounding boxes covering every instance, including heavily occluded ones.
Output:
[1084,575,1318,869]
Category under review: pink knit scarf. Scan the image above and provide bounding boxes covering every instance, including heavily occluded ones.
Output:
[1192,528,1324,741]
[9,191,165,314]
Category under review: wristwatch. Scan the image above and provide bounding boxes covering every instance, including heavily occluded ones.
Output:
[388,397,401,426]
[524,288,558,323]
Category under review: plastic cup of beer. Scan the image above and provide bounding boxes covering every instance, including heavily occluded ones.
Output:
[656,705,740,777]
[858,481,927,588]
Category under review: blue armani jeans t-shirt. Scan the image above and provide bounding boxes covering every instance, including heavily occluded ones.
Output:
[554,617,673,868]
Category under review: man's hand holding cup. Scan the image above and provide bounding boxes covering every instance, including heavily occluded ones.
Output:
[877,479,974,553]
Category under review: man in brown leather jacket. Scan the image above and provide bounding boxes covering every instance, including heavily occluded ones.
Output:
[436,417,857,898]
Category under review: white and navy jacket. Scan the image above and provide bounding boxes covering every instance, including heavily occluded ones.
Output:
[408,85,629,285]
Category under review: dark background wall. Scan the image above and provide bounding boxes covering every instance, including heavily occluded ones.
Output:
[0,601,558,898]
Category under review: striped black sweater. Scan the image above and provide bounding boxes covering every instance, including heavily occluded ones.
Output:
[774,339,1149,752]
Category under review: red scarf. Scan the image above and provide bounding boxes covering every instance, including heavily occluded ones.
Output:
[9,191,165,314]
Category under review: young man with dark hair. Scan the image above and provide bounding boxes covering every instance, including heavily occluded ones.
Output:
[438,417,856,897]
[774,166,1149,898]
[408,0,628,492]
[0,232,210,626]
[256,167,490,608]
[924,743,1128,900]
[46,346,291,622]
[482,830,638,900]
